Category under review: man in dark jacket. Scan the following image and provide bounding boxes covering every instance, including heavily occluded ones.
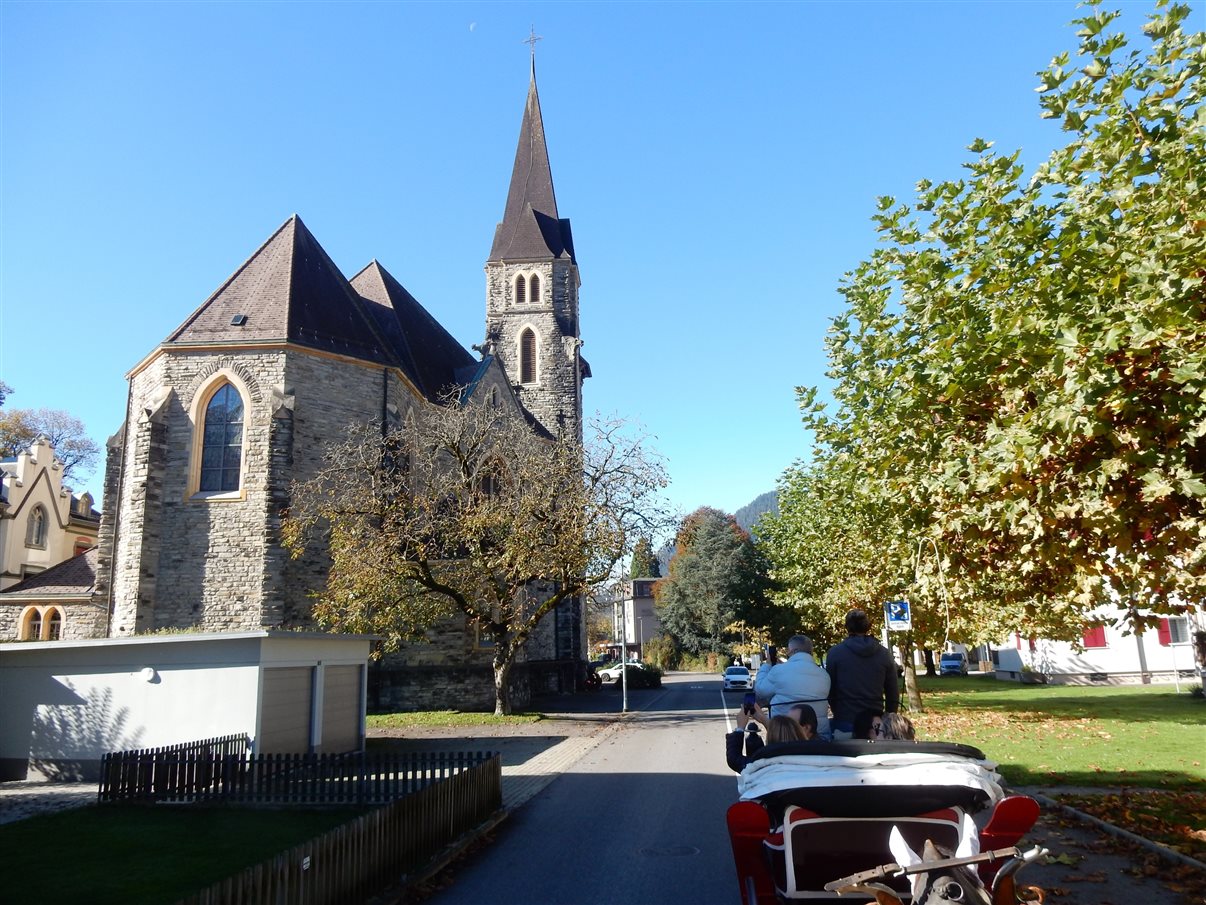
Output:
[826,608,900,739]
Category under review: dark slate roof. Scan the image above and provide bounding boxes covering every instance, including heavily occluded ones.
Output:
[1,548,98,599]
[165,216,398,367]
[489,68,576,264]
[349,262,477,401]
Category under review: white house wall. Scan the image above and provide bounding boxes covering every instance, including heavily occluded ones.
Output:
[0,631,372,780]
[992,611,1203,685]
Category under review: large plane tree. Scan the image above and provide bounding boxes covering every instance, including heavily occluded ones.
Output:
[767,2,1205,666]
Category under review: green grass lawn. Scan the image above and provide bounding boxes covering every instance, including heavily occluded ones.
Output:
[908,676,1205,789]
[367,710,545,729]
[0,804,365,905]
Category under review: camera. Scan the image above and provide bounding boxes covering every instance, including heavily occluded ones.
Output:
[742,692,756,714]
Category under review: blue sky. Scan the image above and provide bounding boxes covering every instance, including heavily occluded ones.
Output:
[0,0,1177,523]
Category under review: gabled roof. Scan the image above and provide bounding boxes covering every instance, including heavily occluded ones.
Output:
[349,261,477,401]
[0,548,98,599]
[489,68,576,264]
[165,215,398,367]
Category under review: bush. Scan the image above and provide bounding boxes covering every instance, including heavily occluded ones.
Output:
[641,635,676,672]
[632,664,663,688]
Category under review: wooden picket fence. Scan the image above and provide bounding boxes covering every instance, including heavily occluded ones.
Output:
[100,744,496,807]
[175,752,503,905]
[98,734,249,803]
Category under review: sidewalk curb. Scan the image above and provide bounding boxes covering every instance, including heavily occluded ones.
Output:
[1026,790,1206,874]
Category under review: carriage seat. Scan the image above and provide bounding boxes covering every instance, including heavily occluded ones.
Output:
[764,805,964,900]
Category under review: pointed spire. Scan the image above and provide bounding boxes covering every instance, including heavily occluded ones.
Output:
[489,63,574,262]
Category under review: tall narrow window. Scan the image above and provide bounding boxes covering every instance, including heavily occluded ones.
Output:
[23,609,42,641]
[529,273,540,304]
[514,275,527,306]
[520,329,537,384]
[46,609,62,640]
[200,383,244,493]
[26,506,47,548]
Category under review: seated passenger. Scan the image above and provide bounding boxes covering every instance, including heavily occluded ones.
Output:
[726,705,766,772]
[765,715,808,745]
[852,709,884,740]
[787,704,819,741]
[880,712,916,741]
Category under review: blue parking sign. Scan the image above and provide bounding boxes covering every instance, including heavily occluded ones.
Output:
[885,600,911,631]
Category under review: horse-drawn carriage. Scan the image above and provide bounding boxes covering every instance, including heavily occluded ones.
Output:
[726,740,1047,904]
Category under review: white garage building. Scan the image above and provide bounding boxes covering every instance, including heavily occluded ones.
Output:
[0,630,373,781]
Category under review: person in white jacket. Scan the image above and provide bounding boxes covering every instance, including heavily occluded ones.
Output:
[755,634,832,741]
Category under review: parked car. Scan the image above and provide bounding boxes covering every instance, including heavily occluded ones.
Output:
[598,662,662,688]
[723,665,754,691]
[939,652,968,676]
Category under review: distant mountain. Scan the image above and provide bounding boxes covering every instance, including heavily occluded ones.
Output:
[734,490,778,535]
[655,541,674,577]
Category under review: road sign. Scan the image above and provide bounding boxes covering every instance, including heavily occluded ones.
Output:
[885,600,912,632]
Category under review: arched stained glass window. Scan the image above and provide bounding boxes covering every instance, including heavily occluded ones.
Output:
[199,383,244,493]
[520,329,537,384]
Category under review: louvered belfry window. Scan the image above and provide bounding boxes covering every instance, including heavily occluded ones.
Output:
[200,383,244,492]
[515,275,527,305]
[529,273,540,304]
[520,329,537,384]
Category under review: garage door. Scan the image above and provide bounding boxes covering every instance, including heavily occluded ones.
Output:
[320,665,363,753]
[258,666,314,754]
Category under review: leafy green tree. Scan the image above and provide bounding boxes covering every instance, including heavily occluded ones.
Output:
[655,508,777,657]
[641,634,676,671]
[777,1,1205,660]
[284,401,671,714]
[630,535,661,578]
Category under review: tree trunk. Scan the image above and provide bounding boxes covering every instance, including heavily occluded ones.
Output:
[901,634,924,713]
[493,649,513,716]
[922,648,937,677]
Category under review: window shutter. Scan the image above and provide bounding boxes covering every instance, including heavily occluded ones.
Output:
[530,273,540,303]
[515,275,526,305]
[521,329,536,384]
[1156,618,1172,646]
[1081,626,1106,648]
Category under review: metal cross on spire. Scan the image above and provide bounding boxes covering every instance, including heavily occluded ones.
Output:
[523,25,542,65]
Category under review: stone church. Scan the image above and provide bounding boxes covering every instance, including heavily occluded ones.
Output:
[83,65,589,709]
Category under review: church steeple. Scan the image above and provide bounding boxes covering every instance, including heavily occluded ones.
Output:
[488,67,575,263]
[484,60,585,443]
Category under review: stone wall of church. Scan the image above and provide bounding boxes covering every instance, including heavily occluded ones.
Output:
[485,260,582,442]
[274,353,419,624]
[109,352,286,635]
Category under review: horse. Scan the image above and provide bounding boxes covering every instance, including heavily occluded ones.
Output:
[822,824,1048,905]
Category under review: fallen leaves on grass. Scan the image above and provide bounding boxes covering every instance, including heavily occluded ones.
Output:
[1055,790,1206,864]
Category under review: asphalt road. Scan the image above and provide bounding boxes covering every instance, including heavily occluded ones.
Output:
[418,672,1200,905]
[426,672,743,905]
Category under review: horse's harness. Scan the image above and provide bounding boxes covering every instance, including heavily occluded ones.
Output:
[823,845,1049,903]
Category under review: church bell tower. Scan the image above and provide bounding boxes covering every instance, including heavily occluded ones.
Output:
[485,62,586,442]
